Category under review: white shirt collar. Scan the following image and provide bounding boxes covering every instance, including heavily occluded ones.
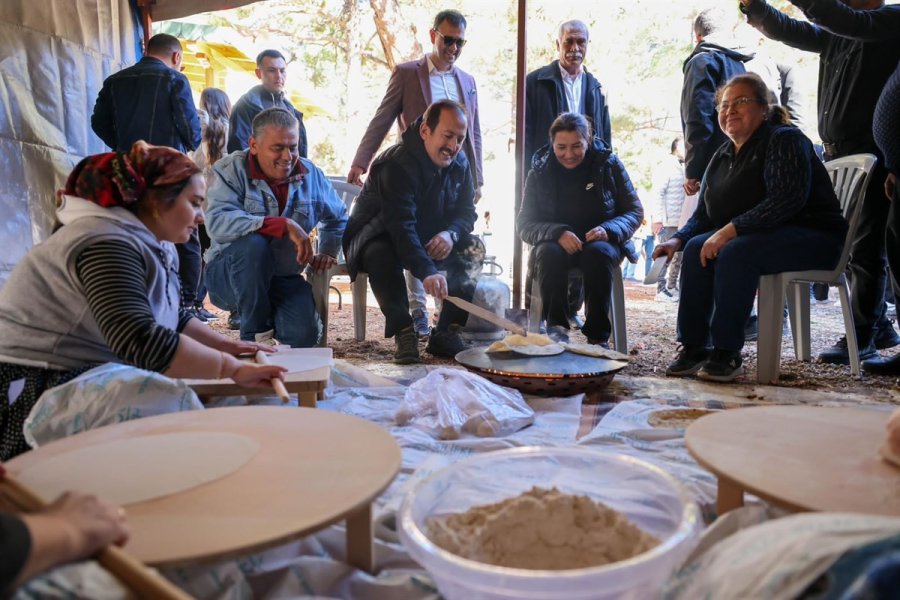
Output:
[558,62,583,83]
[427,55,454,75]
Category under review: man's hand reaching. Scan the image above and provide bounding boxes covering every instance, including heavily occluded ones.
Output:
[309,253,337,273]
[286,220,313,266]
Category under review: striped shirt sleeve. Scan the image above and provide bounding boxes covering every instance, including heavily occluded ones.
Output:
[75,239,181,372]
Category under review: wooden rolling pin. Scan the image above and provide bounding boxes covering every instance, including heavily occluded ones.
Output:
[255,350,291,403]
[0,475,192,600]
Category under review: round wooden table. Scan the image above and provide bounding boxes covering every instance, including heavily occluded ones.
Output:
[6,406,401,571]
[686,406,899,517]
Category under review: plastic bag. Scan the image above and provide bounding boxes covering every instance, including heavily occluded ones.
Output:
[396,368,534,440]
[24,363,203,449]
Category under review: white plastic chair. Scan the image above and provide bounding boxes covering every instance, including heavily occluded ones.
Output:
[756,153,877,383]
[528,264,628,354]
[308,178,367,346]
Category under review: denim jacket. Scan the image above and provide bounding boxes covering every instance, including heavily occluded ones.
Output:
[91,57,201,153]
[204,151,348,267]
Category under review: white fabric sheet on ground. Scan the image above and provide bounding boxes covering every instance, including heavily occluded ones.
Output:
[577,399,722,522]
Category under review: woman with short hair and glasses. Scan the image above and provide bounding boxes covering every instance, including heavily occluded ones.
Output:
[653,73,847,381]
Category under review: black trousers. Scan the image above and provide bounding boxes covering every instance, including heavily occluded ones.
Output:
[828,152,891,345]
[176,229,203,308]
[359,234,479,338]
[197,224,211,303]
[887,175,900,311]
[532,240,622,342]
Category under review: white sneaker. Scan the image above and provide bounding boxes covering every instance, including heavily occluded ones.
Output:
[656,288,679,302]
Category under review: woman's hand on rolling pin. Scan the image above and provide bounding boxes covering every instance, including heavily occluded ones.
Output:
[231,363,287,388]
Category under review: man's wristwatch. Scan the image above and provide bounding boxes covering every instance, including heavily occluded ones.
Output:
[447,230,459,244]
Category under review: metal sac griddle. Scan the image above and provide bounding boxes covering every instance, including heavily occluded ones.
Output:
[455,347,627,395]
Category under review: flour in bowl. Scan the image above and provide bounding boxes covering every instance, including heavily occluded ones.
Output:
[426,486,659,569]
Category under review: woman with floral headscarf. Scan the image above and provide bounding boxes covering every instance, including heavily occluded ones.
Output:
[0,141,286,459]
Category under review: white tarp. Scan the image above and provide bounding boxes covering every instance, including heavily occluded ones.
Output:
[0,0,139,284]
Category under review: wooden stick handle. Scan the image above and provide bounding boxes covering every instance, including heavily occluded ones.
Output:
[0,477,192,600]
[255,350,291,403]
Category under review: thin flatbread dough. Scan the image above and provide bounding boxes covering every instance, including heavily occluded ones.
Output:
[18,432,259,505]
[563,342,630,361]
[486,333,565,355]
[263,353,333,373]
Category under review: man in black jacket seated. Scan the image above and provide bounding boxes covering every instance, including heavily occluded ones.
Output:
[342,100,479,364]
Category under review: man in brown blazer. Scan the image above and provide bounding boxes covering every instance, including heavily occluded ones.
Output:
[347,9,483,336]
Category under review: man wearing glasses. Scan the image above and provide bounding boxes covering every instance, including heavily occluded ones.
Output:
[347,9,483,338]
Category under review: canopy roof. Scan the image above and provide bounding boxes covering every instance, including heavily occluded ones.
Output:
[150,0,265,21]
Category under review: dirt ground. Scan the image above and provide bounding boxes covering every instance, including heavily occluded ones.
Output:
[206,279,900,400]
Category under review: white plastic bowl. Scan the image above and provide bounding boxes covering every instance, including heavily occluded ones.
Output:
[398,446,701,600]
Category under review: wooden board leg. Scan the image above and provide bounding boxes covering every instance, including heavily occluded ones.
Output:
[717,476,745,516]
[345,503,374,573]
[298,392,317,408]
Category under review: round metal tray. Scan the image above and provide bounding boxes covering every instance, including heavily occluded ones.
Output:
[455,347,627,396]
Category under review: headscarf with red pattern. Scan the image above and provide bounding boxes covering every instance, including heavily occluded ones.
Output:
[64,140,201,209]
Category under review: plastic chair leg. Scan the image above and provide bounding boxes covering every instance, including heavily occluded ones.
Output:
[309,269,332,348]
[757,275,786,383]
[838,282,861,378]
[352,273,368,342]
[788,282,811,361]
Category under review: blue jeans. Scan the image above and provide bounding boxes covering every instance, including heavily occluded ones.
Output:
[677,226,844,352]
[206,233,321,347]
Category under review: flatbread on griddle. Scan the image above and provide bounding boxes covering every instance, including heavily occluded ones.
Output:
[486,333,565,356]
[563,342,630,361]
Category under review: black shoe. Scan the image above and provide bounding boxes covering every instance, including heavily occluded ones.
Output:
[426,328,465,358]
[227,311,241,330]
[862,353,900,375]
[547,325,570,343]
[587,338,610,348]
[818,336,878,365]
[394,326,420,364]
[666,345,710,377]
[698,349,744,382]
[744,315,758,342]
[185,306,208,323]
[874,320,900,350]
[194,305,219,321]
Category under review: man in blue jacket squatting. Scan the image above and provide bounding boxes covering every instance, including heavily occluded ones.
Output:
[204,108,348,347]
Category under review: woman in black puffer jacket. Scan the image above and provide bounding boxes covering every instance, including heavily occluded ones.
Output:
[517,112,643,345]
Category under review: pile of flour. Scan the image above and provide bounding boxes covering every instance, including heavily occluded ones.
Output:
[426,486,660,570]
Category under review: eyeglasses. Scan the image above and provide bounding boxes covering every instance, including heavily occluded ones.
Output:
[433,30,467,48]
[716,96,761,112]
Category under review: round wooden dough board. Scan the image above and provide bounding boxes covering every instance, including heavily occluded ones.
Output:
[7,406,401,566]
[17,432,258,505]
[686,406,899,516]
